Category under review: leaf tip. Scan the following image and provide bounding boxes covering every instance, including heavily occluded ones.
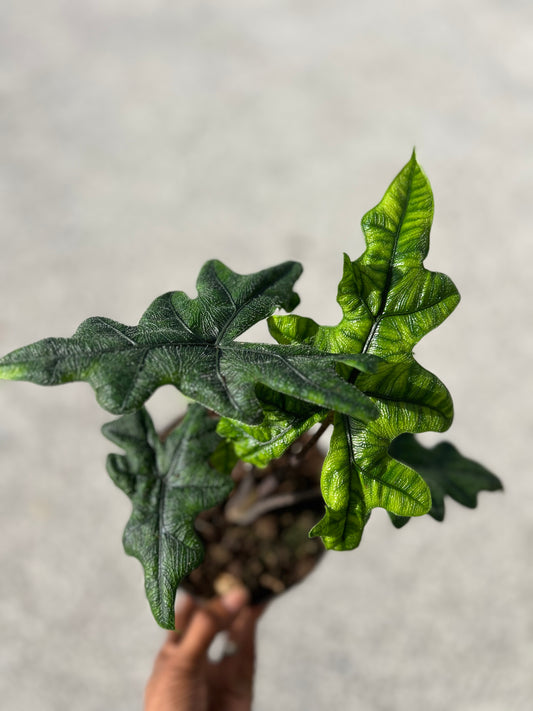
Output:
[0,360,28,381]
[286,259,304,279]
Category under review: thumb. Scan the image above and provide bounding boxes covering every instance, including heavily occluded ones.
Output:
[180,588,249,663]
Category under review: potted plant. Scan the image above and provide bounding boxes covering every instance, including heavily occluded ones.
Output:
[0,153,502,630]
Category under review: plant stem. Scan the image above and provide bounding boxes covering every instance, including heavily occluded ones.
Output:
[159,414,185,442]
[226,487,323,526]
[290,412,333,462]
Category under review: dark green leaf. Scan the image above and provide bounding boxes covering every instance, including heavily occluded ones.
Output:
[388,433,503,527]
[0,260,379,424]
[270,153,461,549]
[103,404,234,629]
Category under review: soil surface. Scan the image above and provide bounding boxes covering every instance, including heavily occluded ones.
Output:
[182,437,326,604]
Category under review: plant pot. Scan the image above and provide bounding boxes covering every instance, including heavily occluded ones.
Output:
[181,435,326,604]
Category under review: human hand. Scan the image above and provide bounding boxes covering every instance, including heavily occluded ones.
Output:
[144,589,265,711]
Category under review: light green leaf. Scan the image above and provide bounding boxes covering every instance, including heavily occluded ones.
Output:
[217,386,328,467]
[269,154,459,357]
[270,153,461,549]
[103,404,234,629]
[388,434,503,527]
[0,260,379,425]
[309,414,369,551]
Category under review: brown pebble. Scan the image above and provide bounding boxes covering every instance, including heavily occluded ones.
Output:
[210,543,232,566]
[254,515,278,541]
[259,573,286,594]
[249,559,265,576]
[214,572,243,596]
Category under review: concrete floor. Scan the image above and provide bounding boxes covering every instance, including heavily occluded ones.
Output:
[1,1,532,709]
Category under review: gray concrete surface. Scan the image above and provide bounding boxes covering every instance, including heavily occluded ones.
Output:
[1,1,532,709]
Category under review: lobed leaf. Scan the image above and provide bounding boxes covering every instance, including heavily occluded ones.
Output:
[269,153,460,357]
[0,260,379,425]
[388,434,503,527]
[308,414,369,551]
[103,404,234,629]
[270,153,461,549]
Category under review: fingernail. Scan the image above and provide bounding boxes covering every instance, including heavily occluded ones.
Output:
[221,587,249,613]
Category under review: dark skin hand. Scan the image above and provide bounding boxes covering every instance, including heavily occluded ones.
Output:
[145,589,266,711]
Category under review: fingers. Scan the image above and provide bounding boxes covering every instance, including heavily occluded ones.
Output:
[179,588,249,663]
[227,602,268,660]
[166,593,198,645]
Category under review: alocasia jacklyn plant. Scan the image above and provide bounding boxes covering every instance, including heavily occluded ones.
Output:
[0,153,502,629]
